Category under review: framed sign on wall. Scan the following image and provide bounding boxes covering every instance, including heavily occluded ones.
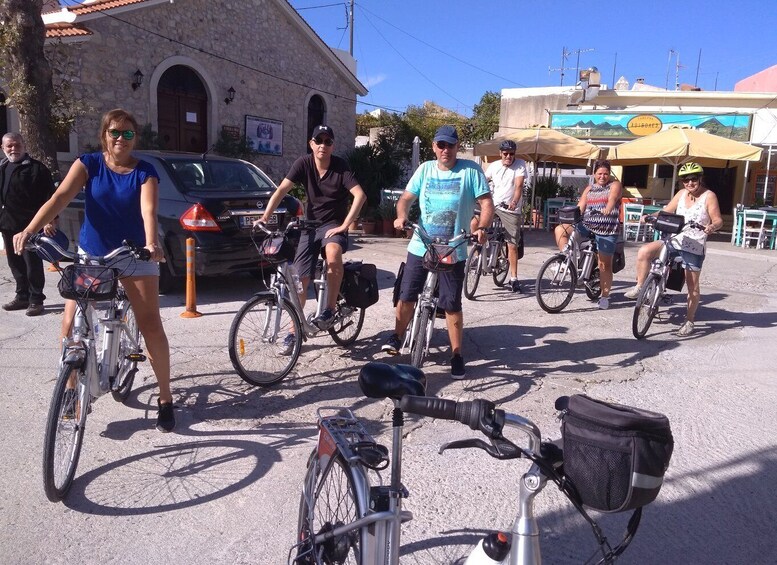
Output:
[246,115,283,155]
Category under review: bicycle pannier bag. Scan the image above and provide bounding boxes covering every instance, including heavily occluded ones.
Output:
[342,262,379,309]
[666,259,685,291]
[517,230,525,260]
[558,394,673,513]
[654,212,684,234]
[58,264,119,301]
[558,205,581,224]
[392,261,405,307]
[422,244,458,273]
[612,234,626,274]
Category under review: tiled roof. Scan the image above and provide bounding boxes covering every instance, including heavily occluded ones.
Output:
[46,23,92,39]
[45,0,149,17]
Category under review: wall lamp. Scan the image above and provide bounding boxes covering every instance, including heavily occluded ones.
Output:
[131,69,144,91]
[224,86,236,105]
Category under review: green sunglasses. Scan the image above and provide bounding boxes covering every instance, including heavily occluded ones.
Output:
[107,129,135,140]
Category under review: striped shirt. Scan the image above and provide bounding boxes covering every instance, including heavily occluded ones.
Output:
[583,182,620,236]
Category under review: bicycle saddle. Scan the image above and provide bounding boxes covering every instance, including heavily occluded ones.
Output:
[359,362,426,400]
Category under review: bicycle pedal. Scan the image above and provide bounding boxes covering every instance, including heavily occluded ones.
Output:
[400,510,413,524]
[126,353,147,362]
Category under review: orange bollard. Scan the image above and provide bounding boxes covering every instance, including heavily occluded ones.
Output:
[180,237,202,318]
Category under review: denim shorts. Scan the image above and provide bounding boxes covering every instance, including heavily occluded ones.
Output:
[399,252,465,313]
[77,248,160,277]
[671,249,705,272]
[576,223,617,256]
[292,222,349,279]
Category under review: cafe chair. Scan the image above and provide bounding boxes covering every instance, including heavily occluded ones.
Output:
[623,203,646,241]
[741,209,767,249]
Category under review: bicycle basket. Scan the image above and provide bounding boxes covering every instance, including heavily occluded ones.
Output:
[422,243,458,273]
[58,264,119,301]
[558,394,674,513]
[654,212,684,234]
[558,205,581,224]
[256,231,299,265]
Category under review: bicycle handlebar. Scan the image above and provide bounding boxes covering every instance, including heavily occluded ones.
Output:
[25,233,151,262]
[253,217,321,236]
[643,215,705,232]
[402,221,470,247]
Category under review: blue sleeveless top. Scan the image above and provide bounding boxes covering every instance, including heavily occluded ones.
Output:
[78,152,159,255]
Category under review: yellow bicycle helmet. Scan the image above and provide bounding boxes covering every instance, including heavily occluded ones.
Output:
[678,162,704,177]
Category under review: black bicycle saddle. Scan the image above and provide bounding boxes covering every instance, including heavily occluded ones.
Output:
[359,362,427,400]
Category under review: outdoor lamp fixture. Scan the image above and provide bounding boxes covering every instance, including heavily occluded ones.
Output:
[131,69,144,91]
[224,86,236,105]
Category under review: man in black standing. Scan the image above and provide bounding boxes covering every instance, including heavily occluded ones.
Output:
[0,132,56,316]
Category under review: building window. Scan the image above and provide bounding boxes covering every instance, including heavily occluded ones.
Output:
[622,165,648,188]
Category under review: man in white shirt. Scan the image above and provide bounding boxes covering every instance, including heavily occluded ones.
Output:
[483,139,526,292]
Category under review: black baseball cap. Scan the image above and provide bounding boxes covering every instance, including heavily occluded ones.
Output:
[311,125,335,140]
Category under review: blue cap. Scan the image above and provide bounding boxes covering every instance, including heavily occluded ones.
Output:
[35,230,70,263]
[433,125,459,144]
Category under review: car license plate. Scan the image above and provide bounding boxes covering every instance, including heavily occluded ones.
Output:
[241,214,276,228]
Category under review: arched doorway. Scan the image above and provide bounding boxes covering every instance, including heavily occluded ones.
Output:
[306,95,326,152]
[157,66,208,152]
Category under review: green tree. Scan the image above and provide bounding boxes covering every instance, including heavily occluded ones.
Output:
[465,90,500,145]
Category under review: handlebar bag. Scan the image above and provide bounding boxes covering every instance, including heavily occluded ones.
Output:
[558,205,581,224]
[422,243,458,273]
[256,229,300,265]
[654,212,684,234]
[342,262,379,309]
[558,394,673,513]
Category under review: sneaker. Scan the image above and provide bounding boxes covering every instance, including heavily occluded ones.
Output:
[677,321,695,336]
[2,298,29,311]
[381,333,402,355]
[278,333,296,356]
[510,279,522,293]
[450,354,466,379]
[156,399,175,433]
[26,303,44,317]
[623,285,641,300]
[598,296,610,310]
[312,308,335,330]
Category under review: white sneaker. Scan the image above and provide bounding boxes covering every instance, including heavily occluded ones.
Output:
[624,285,641,300]
[677,321,695,336]
[598,296,610,310]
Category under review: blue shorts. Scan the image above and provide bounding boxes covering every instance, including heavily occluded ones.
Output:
[399,252,465,313]
[292,222,349,279]
[576,224,618,256]
[671,249,705,272]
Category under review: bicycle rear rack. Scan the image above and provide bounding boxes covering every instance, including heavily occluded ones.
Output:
[317,408,388,470]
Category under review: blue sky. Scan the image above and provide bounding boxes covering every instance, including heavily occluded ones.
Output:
[291,0,777,117]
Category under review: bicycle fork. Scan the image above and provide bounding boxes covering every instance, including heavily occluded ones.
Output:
[509,464,546,565]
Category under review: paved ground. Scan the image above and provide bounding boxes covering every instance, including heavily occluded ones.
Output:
[1,231,776,564]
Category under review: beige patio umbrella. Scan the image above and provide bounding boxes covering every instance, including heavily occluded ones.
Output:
[607,127,763,196]
[474,127,602,213]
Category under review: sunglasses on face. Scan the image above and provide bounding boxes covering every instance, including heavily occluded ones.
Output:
[682,176,700,183]
[312,137,334,146]
[501,151,515,157]
[107,129,135,141]
[436,141,456,150]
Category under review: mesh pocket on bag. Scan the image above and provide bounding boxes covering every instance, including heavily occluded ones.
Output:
[563,433,631,512]
[58,264,119,301]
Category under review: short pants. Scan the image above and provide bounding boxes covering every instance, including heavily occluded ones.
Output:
[671,249,704,272]
[576,223,617,256]
[398,252,465,313]
[495,208,523,245]
[292,222,349,279]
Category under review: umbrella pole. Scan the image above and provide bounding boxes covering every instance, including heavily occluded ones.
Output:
[764,146,773,203]
[530,163,538,230]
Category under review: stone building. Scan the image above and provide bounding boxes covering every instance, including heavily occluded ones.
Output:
[2,0,366,182]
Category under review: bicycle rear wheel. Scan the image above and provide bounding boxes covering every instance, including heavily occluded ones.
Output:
[42,361,87,502]
[297,451,362,564]
[228,294,302,386]
[463,244,482,300]
[492,241,509,287]
[536,254,577,313]
[410,305,433,368]
[584,267,602,301]
[329,296,365,346]
[112,300,140,402]
[632,274,661,339]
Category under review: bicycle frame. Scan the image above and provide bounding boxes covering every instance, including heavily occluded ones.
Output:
[478,216,505,275]
[401,269,437,357]
[269,262,328,339]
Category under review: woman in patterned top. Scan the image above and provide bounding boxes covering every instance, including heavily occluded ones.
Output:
[554,159,623,310]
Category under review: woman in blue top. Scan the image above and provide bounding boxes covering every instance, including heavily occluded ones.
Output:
[13,109,174,432]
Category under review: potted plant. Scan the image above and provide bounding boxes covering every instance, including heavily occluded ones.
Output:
[360,207,379,235]
[378,199,397,236]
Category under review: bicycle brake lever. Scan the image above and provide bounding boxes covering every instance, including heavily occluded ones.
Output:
[439,438,490,454]
[439,438,522,460]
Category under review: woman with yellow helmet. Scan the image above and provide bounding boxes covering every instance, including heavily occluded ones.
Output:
[623,162,723,336]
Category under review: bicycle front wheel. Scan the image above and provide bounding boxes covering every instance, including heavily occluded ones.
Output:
[43,361,87,502]
[329,296,365,346]
[228,294,302,386]
[584,267,602,301]
[112,300,140,402]
[410,305,433,368]
[492,241,509,287]
[463,244,482,300]
[632,274,661,339]
[536,254,577,313]
[297,451,362,565]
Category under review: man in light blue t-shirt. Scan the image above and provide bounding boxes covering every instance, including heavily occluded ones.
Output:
[381,125,494,379]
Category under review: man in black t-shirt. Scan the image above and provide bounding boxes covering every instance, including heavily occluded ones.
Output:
[259,125,366,346]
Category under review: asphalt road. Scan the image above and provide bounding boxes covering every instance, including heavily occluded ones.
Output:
[1,231,776,564]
